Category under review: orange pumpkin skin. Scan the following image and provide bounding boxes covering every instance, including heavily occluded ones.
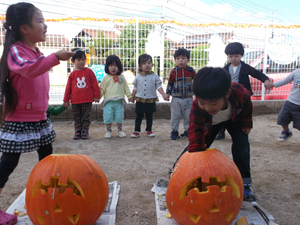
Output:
[25,154,109,225]
[166,148,243,225]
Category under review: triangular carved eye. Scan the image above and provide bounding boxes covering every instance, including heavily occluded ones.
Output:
[68,213,81,224]
[53,203,62,212]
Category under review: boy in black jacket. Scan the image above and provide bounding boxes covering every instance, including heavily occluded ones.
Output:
[215,42,273,140]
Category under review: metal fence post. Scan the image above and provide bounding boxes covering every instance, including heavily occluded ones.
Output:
[262,24,269,100]
[136,18,139,74]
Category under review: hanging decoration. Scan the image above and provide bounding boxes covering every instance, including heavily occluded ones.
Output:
[0,15,299,29]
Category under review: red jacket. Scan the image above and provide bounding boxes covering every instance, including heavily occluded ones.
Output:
[64,68,100,104]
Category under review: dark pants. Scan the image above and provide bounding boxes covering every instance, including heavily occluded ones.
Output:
[72,102,92,132]
[0,143,53,188]
[134,113,153,132]
[173,120,251,184]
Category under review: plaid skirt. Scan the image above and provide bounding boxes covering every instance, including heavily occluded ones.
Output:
[0,119,56,153]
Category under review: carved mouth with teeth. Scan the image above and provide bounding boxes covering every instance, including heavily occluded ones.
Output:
[29,176,85,225]
[179,176,241,223]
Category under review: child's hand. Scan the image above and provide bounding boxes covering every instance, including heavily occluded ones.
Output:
[94,98,100,103]
[242,127,251,135]
[163,94,170,101]
[63,102,70,108]
[55,50,75,61]
[264,79,273,89]
[128,97,134,103]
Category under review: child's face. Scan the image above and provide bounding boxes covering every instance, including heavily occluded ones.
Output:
[74,56,86,70]
[108,62,119,76]
[140,58,153,73]
[228,54,242,67]
[175,55,189,69]
[196,91,230,115]
[25,9,47,43]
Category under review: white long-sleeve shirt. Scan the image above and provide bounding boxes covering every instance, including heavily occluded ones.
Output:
[274,69,300,106]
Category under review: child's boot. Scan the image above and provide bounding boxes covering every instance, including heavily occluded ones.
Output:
[170,130,180,140]
[73,130,81,139]
[81,130,89,139]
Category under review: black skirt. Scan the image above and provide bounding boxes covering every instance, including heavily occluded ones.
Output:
[135,102,156,113]
[0,119,56,153]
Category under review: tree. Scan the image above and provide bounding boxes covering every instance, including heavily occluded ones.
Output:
[119,23,154,71]
[189,44,208,71]
[92,30,115,64]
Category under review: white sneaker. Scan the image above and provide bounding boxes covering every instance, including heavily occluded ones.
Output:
[118,130,126,138]
[104,131,112,139]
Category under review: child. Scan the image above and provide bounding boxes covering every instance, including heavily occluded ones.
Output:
[270,69,300,141]
[166,48,196,140]
[0,3,74,223]
[172,67,256,202]
[131,54,169,138]
[63,50,100,139]
[100,55,134,138]
[215,42,273,140]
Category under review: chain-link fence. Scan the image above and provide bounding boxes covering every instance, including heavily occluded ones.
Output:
[1,18,300,101]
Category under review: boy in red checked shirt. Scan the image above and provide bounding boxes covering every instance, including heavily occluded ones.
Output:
[64,49,100,139]
[171,67,256,202]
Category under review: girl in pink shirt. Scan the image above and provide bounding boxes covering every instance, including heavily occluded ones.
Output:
[0,3,73,223]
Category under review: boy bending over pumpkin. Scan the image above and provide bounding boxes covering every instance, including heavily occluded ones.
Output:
[171,67,255,202]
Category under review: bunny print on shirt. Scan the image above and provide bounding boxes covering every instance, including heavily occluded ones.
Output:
[77,77,86,88]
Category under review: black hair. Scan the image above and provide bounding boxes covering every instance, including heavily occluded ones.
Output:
[224,42,244,56]
[174,48,190,60]
[71,48,86,63]
[0,2,38,121]
[105,55,123,75]
[193,67,231,100]
[138,54,153,68]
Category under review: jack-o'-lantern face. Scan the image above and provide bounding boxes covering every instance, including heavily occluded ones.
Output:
[166,148,243,225]
[25,154,109,225]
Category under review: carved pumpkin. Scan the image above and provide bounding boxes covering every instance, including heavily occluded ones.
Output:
[25,154,109,225]
[166,148,243,225]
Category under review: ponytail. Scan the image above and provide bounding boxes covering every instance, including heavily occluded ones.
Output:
[0,3,37,121]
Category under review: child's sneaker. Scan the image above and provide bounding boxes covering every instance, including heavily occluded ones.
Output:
[147,131,155,137]
[180,131,188,139]
[243,184,256,202]
[131,131,140,138]
[170,130,180,140]
[278,129,293,141]
[81,130,89,139]
[73,130,81,139]
[0,209,18,225]
[105,131,112,139]
[118,130,126,138]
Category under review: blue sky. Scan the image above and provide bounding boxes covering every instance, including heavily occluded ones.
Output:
[0,0,299,24]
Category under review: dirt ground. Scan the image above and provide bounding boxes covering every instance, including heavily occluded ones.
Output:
[1,114,299,225]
